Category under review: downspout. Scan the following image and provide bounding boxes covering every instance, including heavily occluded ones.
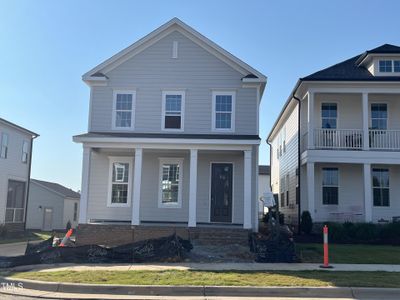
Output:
[24,135,38,230]
[292,94,302,234]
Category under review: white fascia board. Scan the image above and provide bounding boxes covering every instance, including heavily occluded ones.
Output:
[82,18,266,82]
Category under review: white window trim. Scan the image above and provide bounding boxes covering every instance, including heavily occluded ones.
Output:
[161,91,185,131]
[321,102,339,129]
[172,41,178,59]
[1,132,9,159]
[372,168,390,207]
[107,156,133,207]
[212,91,236,132]
[370,102,389,130]
[158,157,183,208]
[112,90,136,130]
[21,140,29,164]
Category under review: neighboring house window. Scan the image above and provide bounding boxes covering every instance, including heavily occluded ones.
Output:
[371,103,387,130]
[394,60,400,72]
[212,91,235,131]
[322,168,338,205]
[73,202,78,222]
[321,103,337,129]
[22,140,29,163]
[172,41,178,58]
[112,91,136,129]
[280,177,285,207]
[372,168,389,207]
[1,133,9,159]
[107,157,132,207]
[159,158,183,208]
[379,60,393,72]
[5,180,26,223]
[286,174,289,206]
[277,126,286,157]
[162,91,185,130]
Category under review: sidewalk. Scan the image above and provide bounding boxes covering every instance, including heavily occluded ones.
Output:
[10,262,400,273]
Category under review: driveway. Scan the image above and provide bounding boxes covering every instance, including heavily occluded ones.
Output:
[0,242,28,257]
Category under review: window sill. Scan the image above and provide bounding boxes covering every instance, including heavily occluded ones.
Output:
[107,203,131,208]
[158,203,182,209]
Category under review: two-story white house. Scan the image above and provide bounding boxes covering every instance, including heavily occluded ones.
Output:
[268,44,400,227]
[0,118,38,231]
[73,18,267,245]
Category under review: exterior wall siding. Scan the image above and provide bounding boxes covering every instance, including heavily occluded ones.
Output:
[26,183,65,230]
[89,31,257,135]
[0,123,32,225]
[63,198,80,229]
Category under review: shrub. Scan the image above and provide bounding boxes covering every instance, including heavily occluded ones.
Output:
[300,211,313,235]
[0,224,7,238]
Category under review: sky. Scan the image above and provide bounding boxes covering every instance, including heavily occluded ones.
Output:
[1,0,399,191]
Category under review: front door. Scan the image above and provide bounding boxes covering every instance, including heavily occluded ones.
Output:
[210,163,233,223]
[42,208,53,231]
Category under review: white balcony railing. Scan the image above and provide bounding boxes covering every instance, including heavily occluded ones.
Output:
[314,129,363,150]
[369,130,400,150]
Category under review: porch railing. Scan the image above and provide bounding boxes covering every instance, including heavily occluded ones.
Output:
[369,130,400,150]
[314,129,363,150]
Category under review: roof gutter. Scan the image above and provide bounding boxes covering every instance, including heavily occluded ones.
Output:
[292,93,302,234]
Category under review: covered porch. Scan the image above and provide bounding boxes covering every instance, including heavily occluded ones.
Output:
[74,135,259,233]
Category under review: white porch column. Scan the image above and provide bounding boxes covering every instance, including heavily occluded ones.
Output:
[188,149,198,227]
[132,148,143,225]
[363,163,373,222]
[362,92,369,150]
[79,146,91,224]
[306,162,315,219]
[307,91,315,149]
[243,150,252,229]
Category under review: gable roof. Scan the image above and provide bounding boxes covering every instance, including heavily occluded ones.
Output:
[82,17,266,88]
[259,165,270,175]
[31,179,80,199]
[302,44,400,82]
[0,117,39,137]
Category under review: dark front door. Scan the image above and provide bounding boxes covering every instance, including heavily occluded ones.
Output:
[210,163,233,223]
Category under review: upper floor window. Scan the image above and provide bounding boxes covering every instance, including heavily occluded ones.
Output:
[212,91,235,131]
[159,158,183,208]
[372,168,389,207]
[107,157,132,207]
[371,103,387,130]
[1,133,9,159]
[22,140,29,163]
[162,91,185,130]
[322,167,338,205]
[379,60,400,73]
[321,103,337,129]
[112,90,136,129]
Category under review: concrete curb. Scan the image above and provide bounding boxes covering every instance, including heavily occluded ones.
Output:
[2,277,400,299]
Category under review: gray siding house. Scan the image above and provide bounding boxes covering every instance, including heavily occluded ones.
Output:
[26,179,80,231]
[0,118,38,231]
[74,18,267,245]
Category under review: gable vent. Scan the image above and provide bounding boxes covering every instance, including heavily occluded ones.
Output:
[172,41,178,59]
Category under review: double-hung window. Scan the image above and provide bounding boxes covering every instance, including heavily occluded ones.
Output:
[159,158,183,208]
[394,61,400,72]
[1,133,9,159]
[162,91,185,130]
[322,168,339,205]
[112,91,135,129]
[108,157,132,207]
[212,91,235,131]
[371,103,387,130]
[321,103,337,129]
[22,140,29,163]
[372,168,389,207]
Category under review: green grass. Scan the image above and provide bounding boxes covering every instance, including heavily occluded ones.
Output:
[9,270,400,288]
[0,231,53,245]
[297,243,400,264]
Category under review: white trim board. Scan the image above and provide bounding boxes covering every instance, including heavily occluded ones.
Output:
[107,156,134,208]
[158,157,184,209]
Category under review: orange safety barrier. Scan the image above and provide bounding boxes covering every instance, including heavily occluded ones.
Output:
[320,225,333,269]
[60,229,73,247]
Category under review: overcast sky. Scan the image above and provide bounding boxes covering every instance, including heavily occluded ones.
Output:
[1,0,399,190]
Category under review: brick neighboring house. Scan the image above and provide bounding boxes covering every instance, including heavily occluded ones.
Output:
[0,118,38,231]
[73,18,267,245]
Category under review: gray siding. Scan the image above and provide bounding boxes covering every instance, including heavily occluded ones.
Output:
[89,31,257,135]
[0,123,32,224]
[26,183,65,230]
[86,149,251,225]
